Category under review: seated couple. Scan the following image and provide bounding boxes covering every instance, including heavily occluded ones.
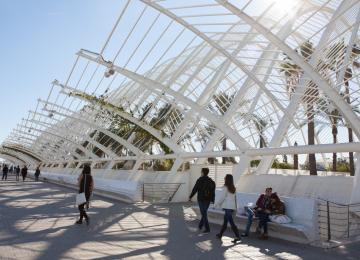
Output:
[242,187,286,240]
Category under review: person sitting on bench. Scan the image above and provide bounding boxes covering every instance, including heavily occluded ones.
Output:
[241,187,273,239]
[269,192,291,224]
[270,192,285,215]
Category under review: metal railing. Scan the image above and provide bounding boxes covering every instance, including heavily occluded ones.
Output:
[318,199,360,241]
[142,183,184,203]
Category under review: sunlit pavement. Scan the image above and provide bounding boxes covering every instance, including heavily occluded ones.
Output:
[0,175,359,260]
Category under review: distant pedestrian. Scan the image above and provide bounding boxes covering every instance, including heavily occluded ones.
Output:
[76,164,94,225]
[34,166,40,181]
[15,166,20,181]
[21,166,28,181]
[189,167,216,233]
[215,174,241,243]
[2,165,9,180]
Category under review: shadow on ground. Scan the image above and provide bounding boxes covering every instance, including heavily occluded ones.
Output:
[0,175,359,260]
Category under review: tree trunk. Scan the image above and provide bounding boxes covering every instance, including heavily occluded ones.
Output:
[222,137,227,164]
[307,104,317,175]
[294,142,298,170]
[348,127,355,176]
[294,154,298,169]
[345,79,355,176]
[260,135,264,148]
[332,122,337,172]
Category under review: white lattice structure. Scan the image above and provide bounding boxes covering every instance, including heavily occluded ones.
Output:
[1,0,360,190]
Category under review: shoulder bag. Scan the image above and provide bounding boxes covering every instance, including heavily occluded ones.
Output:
[76,175,87,206]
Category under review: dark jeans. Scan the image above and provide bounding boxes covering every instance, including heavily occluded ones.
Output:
[35,174,39,181]
[78,203,89,221]
[198,200,210,231]
[257,211,270,234]
[219,209,240,238]
[2,173,7,180]
[244,207,270,235]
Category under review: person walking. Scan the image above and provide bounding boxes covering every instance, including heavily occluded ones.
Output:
[15,165,20,181]
[215,174,241,243]
[21,165,28,182]
[2,165,9,180]
[189,167,216,233]
[76,164,94,225]
[34,166,40,181]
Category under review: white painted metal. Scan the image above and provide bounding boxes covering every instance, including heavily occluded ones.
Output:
[1,0,359,194]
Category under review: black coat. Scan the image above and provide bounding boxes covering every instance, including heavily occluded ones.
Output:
[189,176,216,202]
[79,174,93,200]
[21,167,27,176]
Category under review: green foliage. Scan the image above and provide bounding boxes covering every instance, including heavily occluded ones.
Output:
[250,160,260,167]
[300,40,314,61]
[153,159,174,171]
[251,159,293,169]
[271,159,293,169]
[70,90,174,156]
[326,158,350,172]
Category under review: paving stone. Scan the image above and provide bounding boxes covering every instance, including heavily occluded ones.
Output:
[0,175,359,260]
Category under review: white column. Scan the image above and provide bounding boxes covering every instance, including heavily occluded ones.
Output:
[350,153,360,204]
[233,155,251,186]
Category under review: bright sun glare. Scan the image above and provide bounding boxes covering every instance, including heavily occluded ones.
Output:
[273,0,300,17]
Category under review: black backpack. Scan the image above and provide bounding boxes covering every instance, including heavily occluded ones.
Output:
[202,179,215,201]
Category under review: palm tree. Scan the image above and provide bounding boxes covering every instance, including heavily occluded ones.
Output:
[250,114,268,148]
[316,97,342,171]
[280,40,317,175]
[301,41,318,175]
[326,41,360,175]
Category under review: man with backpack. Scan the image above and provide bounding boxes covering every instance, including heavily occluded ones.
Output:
[189,167,216,233]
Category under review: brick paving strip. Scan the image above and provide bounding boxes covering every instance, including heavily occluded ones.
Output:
[0,174,359,260]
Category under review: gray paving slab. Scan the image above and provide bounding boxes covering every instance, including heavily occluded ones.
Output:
[0,174,359,260]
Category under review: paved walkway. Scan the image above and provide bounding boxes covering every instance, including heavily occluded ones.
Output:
[0,175,359,260]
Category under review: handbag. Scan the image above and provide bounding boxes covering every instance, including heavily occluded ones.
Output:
[269,214,292,224]
[76,175,87,206]
[233,192,239,217]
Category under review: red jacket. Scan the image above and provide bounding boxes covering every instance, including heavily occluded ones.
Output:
[255,194,272,211]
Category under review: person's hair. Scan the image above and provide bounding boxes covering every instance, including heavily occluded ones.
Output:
[270,192,281,203]
[266,187,272,192]
[224,174,236,194]
[201,167,209,176]
[82,164,91,175]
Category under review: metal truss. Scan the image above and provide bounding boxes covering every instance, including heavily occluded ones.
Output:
[1,0,360,178]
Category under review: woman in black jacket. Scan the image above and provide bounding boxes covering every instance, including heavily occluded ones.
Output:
[76,164,94,225]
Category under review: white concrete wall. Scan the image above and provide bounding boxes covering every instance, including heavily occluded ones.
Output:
[41,165,355,204]
[190,165,354,204]
[41,167,191,202]
[237,174,353,204]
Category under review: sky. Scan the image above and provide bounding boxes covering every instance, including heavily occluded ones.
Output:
[0,0,353,166]
[0,0,122,142]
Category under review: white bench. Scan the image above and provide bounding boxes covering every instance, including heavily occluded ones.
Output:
[39,172,142,203]
[192,190,318,244]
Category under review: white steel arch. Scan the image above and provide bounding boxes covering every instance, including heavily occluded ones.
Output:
[2,0,360,176]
